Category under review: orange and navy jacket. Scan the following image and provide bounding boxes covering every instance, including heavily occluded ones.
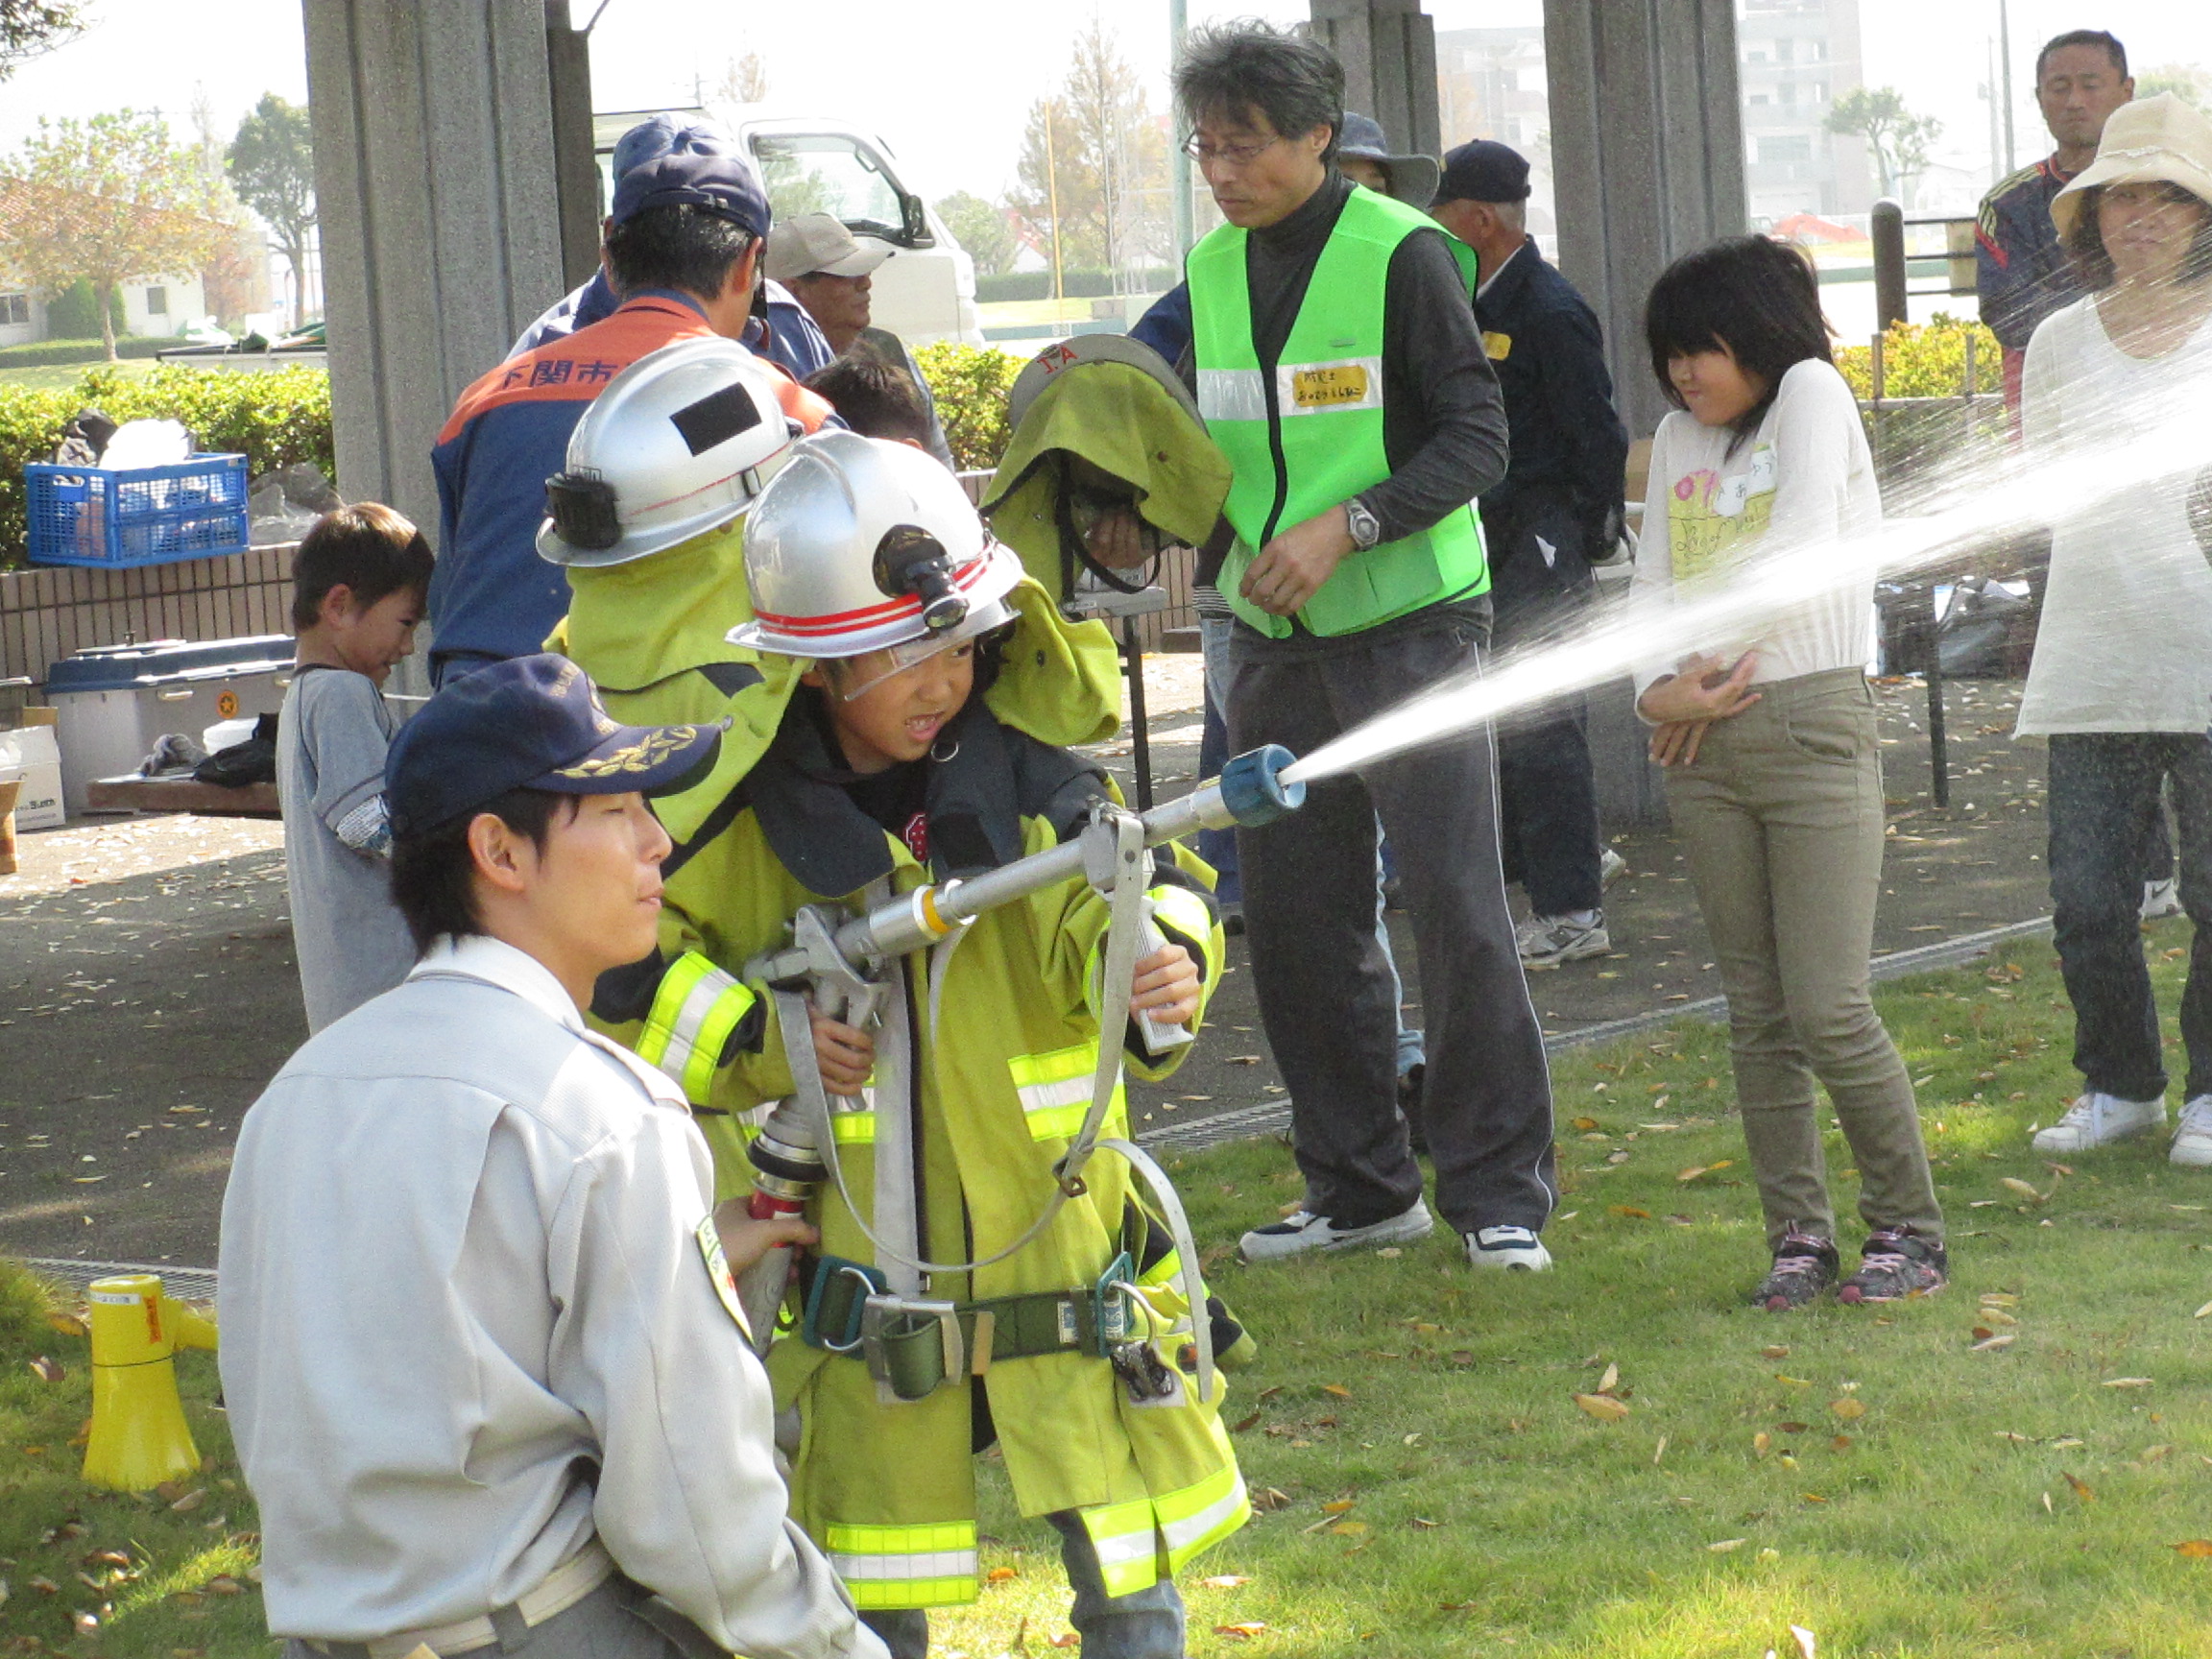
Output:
[1975,157,2081,355]
[427,290,833,664]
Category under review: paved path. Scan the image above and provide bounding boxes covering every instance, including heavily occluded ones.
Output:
[0,668,2062,1268]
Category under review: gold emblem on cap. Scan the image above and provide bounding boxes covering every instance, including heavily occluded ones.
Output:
[554,726,702,779]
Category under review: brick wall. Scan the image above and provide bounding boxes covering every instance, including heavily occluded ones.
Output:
[0,544,300,690]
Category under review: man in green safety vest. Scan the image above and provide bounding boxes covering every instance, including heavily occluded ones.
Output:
[1167,21,1560,1270]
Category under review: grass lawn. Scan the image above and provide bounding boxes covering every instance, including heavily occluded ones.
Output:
[0,361,159,392]
[6,924,2210,1656]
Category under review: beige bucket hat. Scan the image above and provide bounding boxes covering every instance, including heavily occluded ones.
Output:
[2052,93,2212,240]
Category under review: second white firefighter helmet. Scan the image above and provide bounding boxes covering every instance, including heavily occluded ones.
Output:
[539,337,800,566]
[729,429,1023,697]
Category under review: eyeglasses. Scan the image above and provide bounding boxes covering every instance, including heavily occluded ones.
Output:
[1181,132,1285,168]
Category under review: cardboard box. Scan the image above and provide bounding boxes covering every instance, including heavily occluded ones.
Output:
[0,723,64,830]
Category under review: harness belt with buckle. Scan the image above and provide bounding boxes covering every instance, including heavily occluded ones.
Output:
[802,1254,1129,1401]
[302,1539,614,1659]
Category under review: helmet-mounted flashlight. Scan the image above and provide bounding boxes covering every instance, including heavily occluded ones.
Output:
[875,526,970,634]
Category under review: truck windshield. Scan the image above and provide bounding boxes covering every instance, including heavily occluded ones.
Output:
[752,132,904,238]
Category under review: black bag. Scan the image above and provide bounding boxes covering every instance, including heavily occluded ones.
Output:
[193,713,279,788]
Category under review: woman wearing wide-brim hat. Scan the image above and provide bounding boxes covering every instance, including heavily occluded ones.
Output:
[2013,92,2212,1166]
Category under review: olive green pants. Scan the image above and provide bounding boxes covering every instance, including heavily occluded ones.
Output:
[1664,668,1942,1248]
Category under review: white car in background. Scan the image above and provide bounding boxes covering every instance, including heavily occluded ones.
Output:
[592,107,981,347]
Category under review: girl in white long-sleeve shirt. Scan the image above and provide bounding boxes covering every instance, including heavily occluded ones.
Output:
[1632,235,1945,1311]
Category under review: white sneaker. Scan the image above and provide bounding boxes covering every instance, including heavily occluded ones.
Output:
[1519,911,1611,967]
[1600,846,1630,888]
[2142,878,2184,921]
[1466,1224,1552,1271]
[2172,1095,2212,1167]
[2032,1091,2167,1153]
[1239,1199,1433,1262]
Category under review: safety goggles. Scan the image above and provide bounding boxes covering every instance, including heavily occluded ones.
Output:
[819,594,1018,701]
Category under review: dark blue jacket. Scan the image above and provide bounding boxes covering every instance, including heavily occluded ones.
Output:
[1976,157,2080,353]
[507,271,835,380]
[1471,238,1627,537]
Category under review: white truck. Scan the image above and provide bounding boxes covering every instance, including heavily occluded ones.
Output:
[593,107,981,346]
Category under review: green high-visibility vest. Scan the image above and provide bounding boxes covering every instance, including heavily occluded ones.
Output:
[1189,184,1489,637]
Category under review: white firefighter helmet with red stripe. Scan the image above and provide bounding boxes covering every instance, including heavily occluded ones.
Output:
[537,336,800,566]
[729,429,1022,684]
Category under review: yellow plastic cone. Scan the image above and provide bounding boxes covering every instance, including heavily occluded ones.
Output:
[81,1272,218,1491]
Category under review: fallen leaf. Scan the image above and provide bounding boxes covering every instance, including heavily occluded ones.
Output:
[1213,1623,1267,1639]
[45,1312,87,1337]
[1774,1374,1812,1388]
[169,1488,208,1514]
[2001,1177,2044,1202]
[1232,1410,1262,1433]
[2062,1472,2095,1503]
[1653,1434,1669,1465]
[1450,1350,1476,1366]
[1199,1575,1251,1589]
[1801,1492,1829,1503]
[2173,1541,2212,1558]
[1980,1309,2020,1327]
[1830,1398,1866,1422]
[28,1355,63,1382]
[1753,1431,1772,1455]
[1981,1292,2020,1307]
[1609,1206,1651,1219]
[1832,1435,1853,1451]
[2195,1300,2212,1319]
[1323,1383,1353,1400]
[1322,1499,1358,1515]
[2104,1378,2154,1389]
[986,1567,1019,1583]
[1438,1600,1479,1612]
[1050,1636,1081,1649]
[1970,1334,2016,1352]
[1329,1521,1369,1536]
[1707,1538,1746,1552]
[1676,1166,1710,1183]
[1411,1516,1442,1528]
[1252,1487,1292,1511]
[1598,1362,1620,1394]
[1571,1116,1600,1131]
[29,1577,59,1595]
[1776,1422,1811,1433]
[1575,1392,1631,1421]
[1761,1345,1790,1359]
[204,1575,245,1596]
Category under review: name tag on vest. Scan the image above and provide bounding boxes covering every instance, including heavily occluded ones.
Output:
[1280,357,1382,415]
[1482,331,1512,361]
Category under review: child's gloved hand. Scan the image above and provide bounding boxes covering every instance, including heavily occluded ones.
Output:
[1129,943,1201,1027]
[808,1004,876,1096]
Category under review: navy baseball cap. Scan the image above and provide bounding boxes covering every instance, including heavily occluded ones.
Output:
[612,151,773,237]
[385,654,723,835]
[1432,140,1532,205]
[612,113,741,180]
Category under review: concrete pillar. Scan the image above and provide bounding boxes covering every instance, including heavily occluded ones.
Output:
[545,3,603,289]
[301,0,570,548]
[1310,0,1442,155]
[1544,0,1744,438]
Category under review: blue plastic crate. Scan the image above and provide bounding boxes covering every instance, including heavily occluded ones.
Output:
[25,453,252,570]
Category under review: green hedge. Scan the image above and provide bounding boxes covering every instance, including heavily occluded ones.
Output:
[0,335,174,368]
[1,365,334,567]
[913,341,1025,473]
[1834,314,2005,398]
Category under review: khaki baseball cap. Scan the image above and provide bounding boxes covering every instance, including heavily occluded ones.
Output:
[765,212,895,282]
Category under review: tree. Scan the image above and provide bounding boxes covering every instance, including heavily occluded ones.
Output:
[1009,19,1169,289]
[707,49,769,109]
[2137,63,2210,110]
[1825,86,1943,203]
[935,190,1018,276]
[0,110,231,358]
[0,0,86,82]
[228,93,316,327]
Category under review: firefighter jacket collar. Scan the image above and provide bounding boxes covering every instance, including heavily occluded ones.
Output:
[748,694,1108,899]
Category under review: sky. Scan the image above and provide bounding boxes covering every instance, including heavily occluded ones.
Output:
[0,1,2207,211]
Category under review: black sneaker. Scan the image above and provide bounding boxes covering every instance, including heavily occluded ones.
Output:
[1753,1232,1839,1311]
[1838,1228,1948,1304]
[1398,1063,1427,1156]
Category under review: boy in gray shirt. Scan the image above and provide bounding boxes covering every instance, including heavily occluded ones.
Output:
[278,504,435,1030]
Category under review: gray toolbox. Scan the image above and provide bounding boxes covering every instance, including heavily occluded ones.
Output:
[46,636,295,816]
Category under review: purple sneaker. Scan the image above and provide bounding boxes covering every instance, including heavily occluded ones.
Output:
[1838,1228,1948,1304]
[1753,1231,1839,1311]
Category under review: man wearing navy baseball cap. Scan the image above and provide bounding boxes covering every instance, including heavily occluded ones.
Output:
[221,652,895,1659]
[431,142,834,686]
[1430,139,1630,972]
[508,114,834,378]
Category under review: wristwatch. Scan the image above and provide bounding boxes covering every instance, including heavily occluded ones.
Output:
[1343,495,1382,551]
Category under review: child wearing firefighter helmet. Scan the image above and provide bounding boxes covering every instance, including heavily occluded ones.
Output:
[715,430,1248,1659]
